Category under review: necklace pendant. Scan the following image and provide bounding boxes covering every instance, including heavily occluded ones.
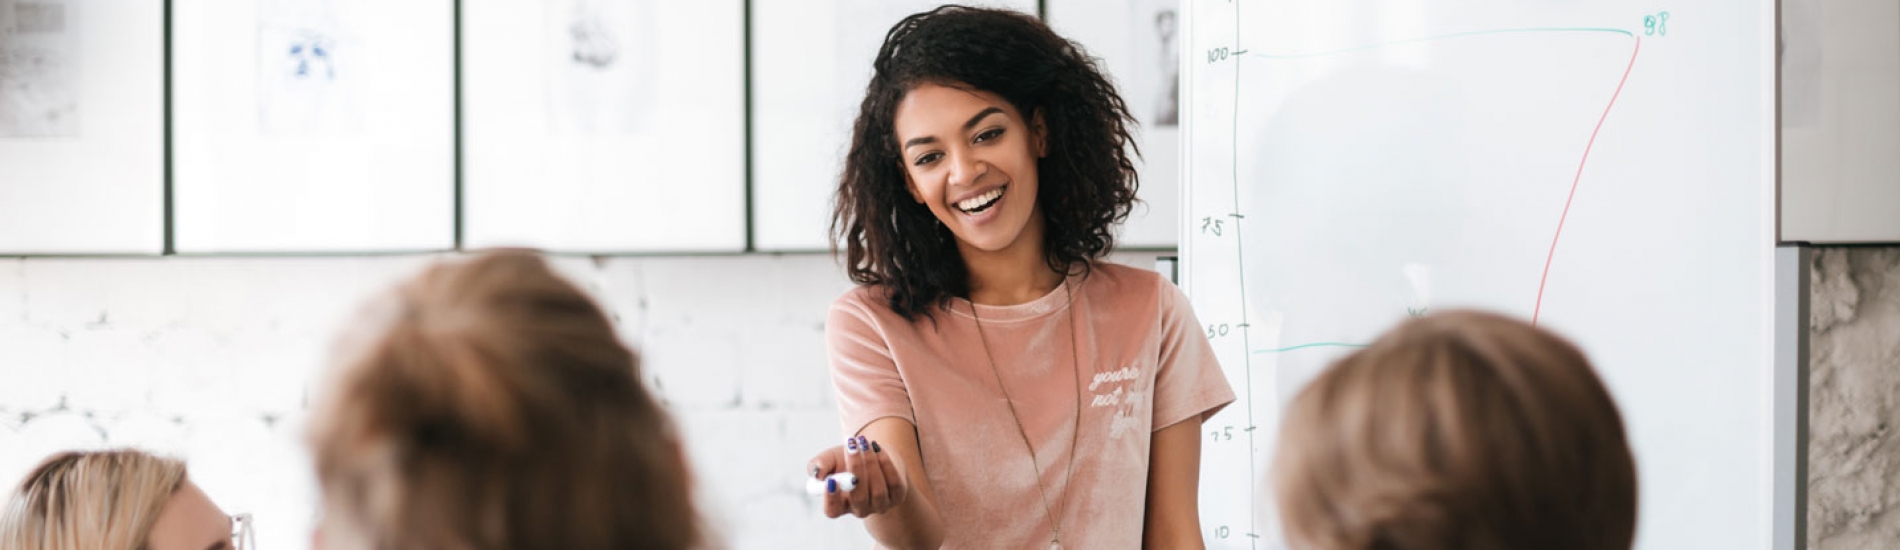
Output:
[1049,540,1061,550]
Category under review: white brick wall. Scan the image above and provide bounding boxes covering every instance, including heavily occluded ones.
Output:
[0,254,869,549]
[0,252,1168,550]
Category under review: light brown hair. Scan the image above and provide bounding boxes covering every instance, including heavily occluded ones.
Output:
[1272,310,1638,550]
[307,250,701,550]
[0,449,188,550]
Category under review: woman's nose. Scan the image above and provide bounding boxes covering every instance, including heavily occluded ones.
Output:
[947,152,988,188]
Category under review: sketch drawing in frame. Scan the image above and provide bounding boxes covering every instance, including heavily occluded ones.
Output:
[257,0,362,135]
[0,0,80,137]
[548,0,657,135]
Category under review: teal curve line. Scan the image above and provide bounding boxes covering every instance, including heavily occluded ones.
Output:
[1253,342,1369,354]
[1243,27,1634,60]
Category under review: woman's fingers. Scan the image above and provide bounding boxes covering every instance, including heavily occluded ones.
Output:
[808,447,849,518]
[860,437,891,511]
[808,448,841,484]
[824,485,848,519]
[809,438,906,518]
[844,436,874,517]
[875,439,908,508]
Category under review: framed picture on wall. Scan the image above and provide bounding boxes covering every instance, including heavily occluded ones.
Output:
[748,0,1041,251]
[0,0,165,254]
[1047,0,1182,249]
[462,0,746,253]
[171,0,455,253]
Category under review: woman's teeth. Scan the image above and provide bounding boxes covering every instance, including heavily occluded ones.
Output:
[956,187,1005,214]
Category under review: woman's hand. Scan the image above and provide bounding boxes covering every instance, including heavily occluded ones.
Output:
[805,419,943,549]
[809,435,910,518]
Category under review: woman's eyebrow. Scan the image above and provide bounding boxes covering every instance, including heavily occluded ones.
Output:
[904,107,1007,151]
[961,107,1004,132]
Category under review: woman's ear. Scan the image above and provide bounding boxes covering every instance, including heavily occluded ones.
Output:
[1032,110,1049,158]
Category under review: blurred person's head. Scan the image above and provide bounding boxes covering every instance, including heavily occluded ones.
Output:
[1,449,236,550]
[1272,310,1638,550]
[307,249,700,550]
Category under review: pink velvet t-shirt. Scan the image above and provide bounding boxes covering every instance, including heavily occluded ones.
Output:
[826,262,1236,549]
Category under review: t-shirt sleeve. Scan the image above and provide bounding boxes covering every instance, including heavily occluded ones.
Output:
[826,297,917,436]
[1150,279,1237,431]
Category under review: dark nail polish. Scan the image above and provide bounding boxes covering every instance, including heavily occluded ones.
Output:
[872,441,882,453]
[812,466,821,478]
[847,438,858,451]
[857,435,868,449]
[827,479,838,494]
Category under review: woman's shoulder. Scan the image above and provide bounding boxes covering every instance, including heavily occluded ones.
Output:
[830,284,919,329]
[1079,262,1197,325]
[830,284,890,316]
[828,284,941,345]
[1080,261,1175,300]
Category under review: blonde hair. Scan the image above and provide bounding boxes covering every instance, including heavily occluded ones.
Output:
[0,449,188,550]
[1272,310,1638,550]
[307,249,701,550]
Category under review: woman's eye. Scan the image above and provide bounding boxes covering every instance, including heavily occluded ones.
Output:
[913,152,942,166]
[974,128,1004,143]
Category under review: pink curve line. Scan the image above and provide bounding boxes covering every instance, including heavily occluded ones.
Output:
[1533,37,1641,326]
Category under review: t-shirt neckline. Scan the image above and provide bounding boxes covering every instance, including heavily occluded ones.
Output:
[948,273,1080,322]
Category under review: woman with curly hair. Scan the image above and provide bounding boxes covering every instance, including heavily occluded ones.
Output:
[806,6,1234,549]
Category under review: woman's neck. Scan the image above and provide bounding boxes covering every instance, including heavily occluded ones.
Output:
[959,209,1067,306]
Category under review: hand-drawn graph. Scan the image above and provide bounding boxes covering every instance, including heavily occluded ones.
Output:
[0,0,79,137]
[1183,2,1772,549]
[546,0,657,135]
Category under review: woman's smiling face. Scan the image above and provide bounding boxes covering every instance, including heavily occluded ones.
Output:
[893,82,1046,254]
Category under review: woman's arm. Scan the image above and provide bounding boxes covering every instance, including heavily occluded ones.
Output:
[1144,418,1207,549]
[816,300,942,547]
[857,416,945,549]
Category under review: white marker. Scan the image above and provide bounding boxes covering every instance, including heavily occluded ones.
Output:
[806,472,859,495]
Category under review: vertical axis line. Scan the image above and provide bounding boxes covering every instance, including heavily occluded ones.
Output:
[1227,2,1257,548]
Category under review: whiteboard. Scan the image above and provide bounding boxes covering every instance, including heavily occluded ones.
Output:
[463,0,745,253]
[748,0,1037,251]
[1047,0,1182,248]
[172,0,455,253]
[1180,1,1778,549]
[1779,0,1900,244]
[0,0,163,254]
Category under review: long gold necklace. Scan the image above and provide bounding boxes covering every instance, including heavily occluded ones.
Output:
[969,281,1084,550]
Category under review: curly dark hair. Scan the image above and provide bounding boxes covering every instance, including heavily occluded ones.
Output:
[832,5,1140,320]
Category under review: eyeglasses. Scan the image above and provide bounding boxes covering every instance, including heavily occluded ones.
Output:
[231,513,256,550]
